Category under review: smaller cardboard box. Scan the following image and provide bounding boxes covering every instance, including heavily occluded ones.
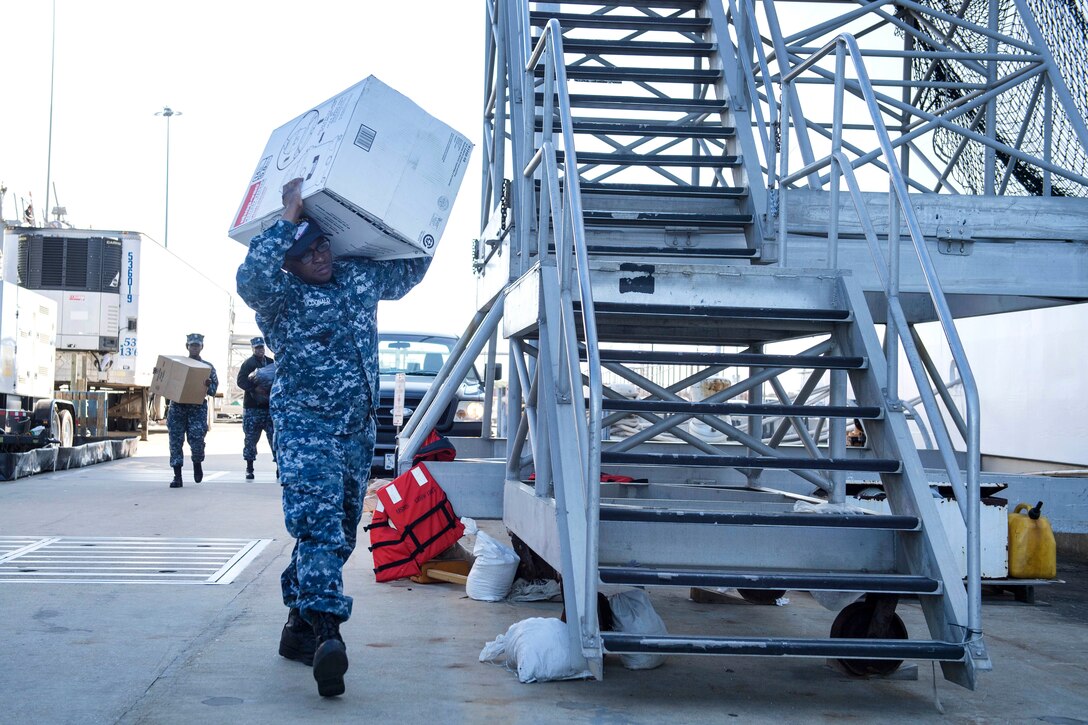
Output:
[151,355,211,405]
[229,75,473,260]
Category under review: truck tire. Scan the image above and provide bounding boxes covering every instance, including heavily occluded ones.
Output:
[51,408,75,448]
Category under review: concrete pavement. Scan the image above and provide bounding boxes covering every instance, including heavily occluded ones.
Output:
[1,424,1086,724]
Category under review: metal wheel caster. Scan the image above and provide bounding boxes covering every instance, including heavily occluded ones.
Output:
[830,598,908,676]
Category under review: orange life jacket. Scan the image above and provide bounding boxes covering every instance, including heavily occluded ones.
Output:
[365,507,421,582]
[375,462,465,569]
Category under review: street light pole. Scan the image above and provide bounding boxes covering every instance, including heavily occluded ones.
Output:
[155,106,182,248]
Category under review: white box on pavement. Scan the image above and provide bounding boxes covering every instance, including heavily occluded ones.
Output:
[229,75,473,260]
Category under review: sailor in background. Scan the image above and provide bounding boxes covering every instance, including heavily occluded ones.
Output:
[167,333,218,487]
[236,336,276,480]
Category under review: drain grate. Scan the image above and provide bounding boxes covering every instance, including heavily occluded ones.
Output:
[0,536,271,584]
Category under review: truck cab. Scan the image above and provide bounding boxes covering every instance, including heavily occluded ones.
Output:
[373,331,485,472]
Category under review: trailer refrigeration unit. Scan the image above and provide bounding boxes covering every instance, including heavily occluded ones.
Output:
[1,225,233,437]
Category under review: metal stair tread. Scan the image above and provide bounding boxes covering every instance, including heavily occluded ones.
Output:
[553,0,704,7]
[540,38,719,57]
[597,565,941,593]
[554,0,704,7]
[537,119,736,139]
[558,150,740,167]
[579,182,746,198]
[589,302,851,322]
[594,349,865,368]
[600,632,966,661]
[599,504,920,529]
[600,451,902,474]
[582,210,753,228]
[570,245,759,258]
[530,11,711,32]
[601,398,883,419]
[536,66,721,84]
[538,93,727,112]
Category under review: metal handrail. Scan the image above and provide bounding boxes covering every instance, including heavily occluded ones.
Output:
[779,33,983,648]
[726,0,780,192]
[524,17,603,660]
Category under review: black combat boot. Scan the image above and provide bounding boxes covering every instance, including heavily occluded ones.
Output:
[193,459,204,483]
[170,465,183,488]
[278,607,317,665]
[310,612,348,697]
[245,461,255,481]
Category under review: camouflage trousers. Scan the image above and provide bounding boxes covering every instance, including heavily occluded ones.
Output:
[167,402,208,468]
[242,408,275,462]
[277,419,375,622]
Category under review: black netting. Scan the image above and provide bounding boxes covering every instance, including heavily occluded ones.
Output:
[910,0,1088,196]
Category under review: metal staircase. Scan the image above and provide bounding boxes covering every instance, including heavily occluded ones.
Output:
[401,0,1088,692]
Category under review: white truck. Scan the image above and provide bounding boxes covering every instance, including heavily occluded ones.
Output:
[1,224,234,437]
[0,279,78,449]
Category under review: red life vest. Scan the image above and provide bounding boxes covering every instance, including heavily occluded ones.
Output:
[412,429,456,466]
[375,462,465,568]
[365,507,421,582]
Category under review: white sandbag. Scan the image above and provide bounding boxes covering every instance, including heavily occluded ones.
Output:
[462,518,520,602]
[608,589,668,670]
[479,617,593,683]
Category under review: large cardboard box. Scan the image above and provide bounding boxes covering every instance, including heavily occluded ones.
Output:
[229,76,473,260]
[151,355,211,405]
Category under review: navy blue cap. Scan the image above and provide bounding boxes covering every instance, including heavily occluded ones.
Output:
[285,218,327,259]
[186,333,204,345]
[250,336,265,348]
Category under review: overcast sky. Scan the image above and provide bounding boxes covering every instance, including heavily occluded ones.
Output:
[2,0,485,336]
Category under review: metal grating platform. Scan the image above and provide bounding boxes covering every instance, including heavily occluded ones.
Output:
[0,536,271,584]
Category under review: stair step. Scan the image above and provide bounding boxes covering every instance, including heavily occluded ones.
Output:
[538,93,727,113]
[600,633,966,661]
[590,302,851,322]
[531,11,711,33]
[573,245,759,258]
[602,398,882,420]
[600,505,921,530]
[595,349,865,369]
[546,0,705,10]
[538,118,736,139]
[583,210,752,229]
[546,39,719,57]
[600,451,901,474]
[537,66,722,84]
[558,150,740,167]
[580,182,746,199]
[598,566,940,593]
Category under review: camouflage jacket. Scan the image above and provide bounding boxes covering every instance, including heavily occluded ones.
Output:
[236,220,430,434]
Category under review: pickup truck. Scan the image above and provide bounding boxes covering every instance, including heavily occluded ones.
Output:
[373,331,485,471]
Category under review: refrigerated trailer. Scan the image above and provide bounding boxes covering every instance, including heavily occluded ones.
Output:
[1,224,234,437]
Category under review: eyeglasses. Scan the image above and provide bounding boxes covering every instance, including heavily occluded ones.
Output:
[299,239,331,264]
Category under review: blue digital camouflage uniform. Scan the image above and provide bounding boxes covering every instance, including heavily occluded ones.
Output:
[237,349,276,463]
[167,362,219,467]
[236,219,429,623]
[242,410,275,462]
